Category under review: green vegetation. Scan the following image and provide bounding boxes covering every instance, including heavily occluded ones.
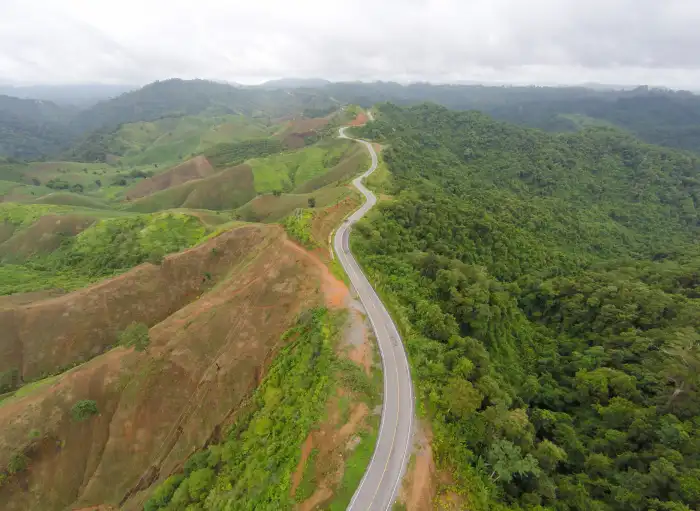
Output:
[70,400,98,422]
[0,211,209,295]
[7,453,28,474]
[295,448,320,502]
[329,426,379,511]
[144,307,340,511]
[119,322,151,352]
[250,140,356,193]
[283,209,315,247]
[204,138,284,168]
[326,82,700,154]
[0,368,20,394]
[352,103,700,510]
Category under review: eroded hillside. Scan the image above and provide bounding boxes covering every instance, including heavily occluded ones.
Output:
[0,223,337,509]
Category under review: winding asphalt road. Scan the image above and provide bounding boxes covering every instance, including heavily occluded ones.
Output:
[335,126,414,511]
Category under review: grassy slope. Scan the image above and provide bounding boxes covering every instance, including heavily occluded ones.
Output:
[110,114,282,167]
[0,205,211,295]
[250,139,357,193]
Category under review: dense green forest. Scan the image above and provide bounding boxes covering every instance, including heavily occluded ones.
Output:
[325,83,700,153]
[352,103,700,510]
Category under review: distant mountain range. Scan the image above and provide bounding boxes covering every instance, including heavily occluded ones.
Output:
[0,84,136,107]
[2,78,700,160]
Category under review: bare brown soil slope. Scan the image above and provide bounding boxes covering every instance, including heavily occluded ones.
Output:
[278,117,330,149]
[0,214,97,262]
[126,156,216,199]
[0,223,270,381]
[128,164,255,213]
[0,224,333,510]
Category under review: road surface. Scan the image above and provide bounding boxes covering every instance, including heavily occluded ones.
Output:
[335,126,414,511]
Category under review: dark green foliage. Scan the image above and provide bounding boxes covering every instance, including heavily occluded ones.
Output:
[144,308,340,511]
[326,82,700,153]
[204,138,284,168]
[45,178,70,190]
[119,322,150,352]
[307,197,316,208]
[70,399,98,422]
[352,103,700,510]
[0,95,76,159]
[7,453,28,475]
[0,368,20,393]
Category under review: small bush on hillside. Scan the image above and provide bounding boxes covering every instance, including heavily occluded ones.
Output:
[119,322,150,352]
[147,251,164,266]
[7,453,28,474]
[283,209,315,247]
[71,399,99,422]
[307,197,316,208]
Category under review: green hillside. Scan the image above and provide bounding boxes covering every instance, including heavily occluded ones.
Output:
[67,114,283,165]
[353,103,700,511]
[0,206,210,295]
[129,139,363,213]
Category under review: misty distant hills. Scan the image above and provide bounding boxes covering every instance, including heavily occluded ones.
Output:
[259,78,331,90]
[0,84,135,107]
[2,78,700,160]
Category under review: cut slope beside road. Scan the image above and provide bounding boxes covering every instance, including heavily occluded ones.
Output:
[334,126,414,511]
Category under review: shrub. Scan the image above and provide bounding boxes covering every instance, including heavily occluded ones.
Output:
[8,453,28,474]
[71,399,99,422]
[119,322,150,352]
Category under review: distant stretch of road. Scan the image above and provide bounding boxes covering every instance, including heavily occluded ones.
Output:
[335,126,414,511]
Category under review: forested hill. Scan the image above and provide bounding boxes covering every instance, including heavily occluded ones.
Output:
[353,103,700,510]
[325,83,700,153]
[0,95,77,159]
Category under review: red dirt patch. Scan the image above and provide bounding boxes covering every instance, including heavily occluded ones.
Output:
[349,112,368,127]
[0,225,273,380]
[310,194,361,260]
[400,423,437,511]
[126,156,215,199]
[291,433,314,496]
[283,238,348,309]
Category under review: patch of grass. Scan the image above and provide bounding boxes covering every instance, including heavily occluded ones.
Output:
[119,322,150,352]
[128,164,256,213]
[364,153,394,195]
[250,140,355,194]
[0,211,209,295]
[283,209,315,247]
[335,358,378,404]
[237,186,348,223]
[295,448,320,502]
[337,394,353,426]
[329,256,351,289]
[328,423,379,511]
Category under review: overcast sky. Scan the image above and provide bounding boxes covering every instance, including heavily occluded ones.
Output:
[1,0,699,88]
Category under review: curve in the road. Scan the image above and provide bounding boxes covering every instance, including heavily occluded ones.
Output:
[335,126,414,511]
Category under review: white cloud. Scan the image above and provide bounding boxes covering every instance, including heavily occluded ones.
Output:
[1,0,700,87]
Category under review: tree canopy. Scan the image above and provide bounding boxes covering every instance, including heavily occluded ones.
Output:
[352,103,700,510]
